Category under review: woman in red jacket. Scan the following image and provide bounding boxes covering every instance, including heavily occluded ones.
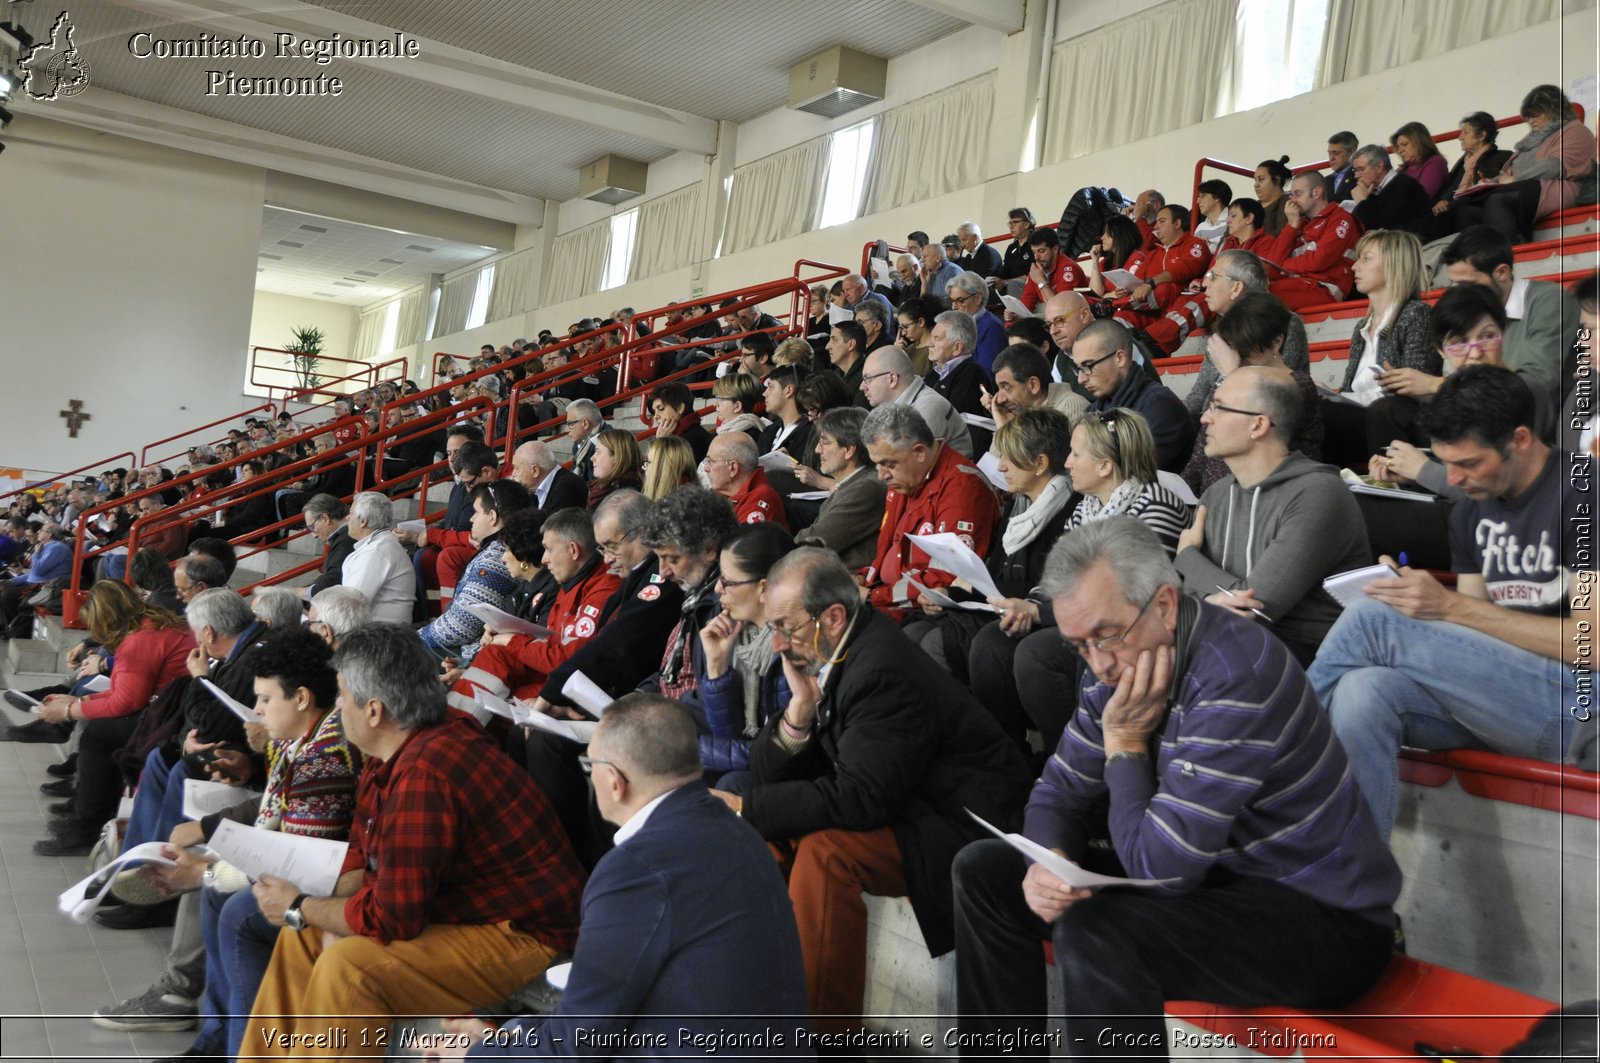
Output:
[34,579,195,856]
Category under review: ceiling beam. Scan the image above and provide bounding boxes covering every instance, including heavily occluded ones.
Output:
[117,0,721,155]
[903,0,1025,34]
[12,89,548,225]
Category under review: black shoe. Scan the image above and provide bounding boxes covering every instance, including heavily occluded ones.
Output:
[47,799,75,817]
[34,823,99,856]
[93,897,178,930]
[5,719,72,744]
[46,753,78,778]
[39,777,76,798]
[3,690,40,712]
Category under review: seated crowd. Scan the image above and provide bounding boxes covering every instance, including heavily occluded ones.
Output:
[1,80,1595,1062]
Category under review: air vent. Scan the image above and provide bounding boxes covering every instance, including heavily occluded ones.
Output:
[788,46,886,118]
[378,257,403,264]
[404,244,435,253]
[314,291,338,297]
[331,281,357,287]
[298,223,328,233]
[259,253,283,260]
[579,154,648,205]
[353,270,380,277]
[277,240,304,248]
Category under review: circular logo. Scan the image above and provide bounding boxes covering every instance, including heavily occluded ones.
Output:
[47,52,91,98]
[638,586,661,601]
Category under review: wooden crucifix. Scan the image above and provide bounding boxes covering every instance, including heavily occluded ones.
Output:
[60,399,90,438]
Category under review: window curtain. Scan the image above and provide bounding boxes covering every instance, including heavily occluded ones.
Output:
[629,185,702,281]
[353,302,388,361]
[861,74,996,215]
[721,137,828,256]
[487,247,539,323]
[1043,0,1238,164]
[395,288,427,350]
[432,273,476,338]
[542,220,611,305]
[1317,0,1578,86]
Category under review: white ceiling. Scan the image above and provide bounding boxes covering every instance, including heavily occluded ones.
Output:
[256,207,499,305]
[11,0,990,303]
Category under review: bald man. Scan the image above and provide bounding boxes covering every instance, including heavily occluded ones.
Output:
[511,440,586,514]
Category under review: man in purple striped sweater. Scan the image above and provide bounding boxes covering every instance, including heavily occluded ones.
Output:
[952,517,1401,1061]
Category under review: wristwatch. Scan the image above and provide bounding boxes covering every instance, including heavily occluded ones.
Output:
[284,893,310,931]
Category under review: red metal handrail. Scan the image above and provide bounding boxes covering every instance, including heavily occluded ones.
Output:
[0,451,137,508]
[61,414,368,626]
[139,402,280,467]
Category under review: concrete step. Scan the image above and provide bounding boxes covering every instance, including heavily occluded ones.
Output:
[7,638,63,676]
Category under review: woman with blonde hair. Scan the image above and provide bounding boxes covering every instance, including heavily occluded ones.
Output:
[585,427,645,510]
[1391,121,1447,200]
[643,435,698,500]
[1332,228,1438,461]
[773,335,814,372]
[711,372,767,442]
[33,579,195,855]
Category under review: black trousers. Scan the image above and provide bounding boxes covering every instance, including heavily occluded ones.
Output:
[968,622,1081,754]
[1455,178,1544,244]
[508,728,615,871]
[951,839,1394,1062]
[75,714,144,828]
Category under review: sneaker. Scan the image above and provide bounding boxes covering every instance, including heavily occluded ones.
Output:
[92,987,198,1032]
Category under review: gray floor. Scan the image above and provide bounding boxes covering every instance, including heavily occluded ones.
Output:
[0,702,197,1063]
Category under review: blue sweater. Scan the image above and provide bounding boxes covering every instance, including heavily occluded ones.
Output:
[1026,600,1400,927]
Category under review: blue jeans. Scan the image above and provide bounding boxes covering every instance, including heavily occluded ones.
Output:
[198,885,281,1059]
[122,750,189,853]
[1308,598,1577,838]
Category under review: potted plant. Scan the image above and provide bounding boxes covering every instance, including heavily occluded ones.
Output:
[283,326,325,390]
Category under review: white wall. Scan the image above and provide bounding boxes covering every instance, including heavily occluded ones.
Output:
[248,291,361,369]
[3,117,265,474]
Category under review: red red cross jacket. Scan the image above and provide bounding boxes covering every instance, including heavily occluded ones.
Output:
[864,443,998,615]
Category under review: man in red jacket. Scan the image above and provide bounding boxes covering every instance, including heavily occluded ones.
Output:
[1262,171,1363,310]
[859,405,997,619]
[447,507,619,711]
[706,433,789,529]
[1112,204,1213,352]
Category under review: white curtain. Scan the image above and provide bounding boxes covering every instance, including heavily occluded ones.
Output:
[543,220,611,305]
[395,288,427,351]
[861,74,996,215]
[432,273,475,338]
[629,185,702,281]
[1318,0,1577,86]
[721,138,828,256]
[353,302,387,362]
[487,247,540,322]
[1043,0,1238,163]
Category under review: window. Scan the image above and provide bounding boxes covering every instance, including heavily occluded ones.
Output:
[466,264,495,330]
[601,209,639,291]
[378,300,401,354]
[817,120,875,230]
[1226,0,1330,114]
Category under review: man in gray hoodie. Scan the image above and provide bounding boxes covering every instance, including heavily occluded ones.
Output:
[1175,366,1371,665]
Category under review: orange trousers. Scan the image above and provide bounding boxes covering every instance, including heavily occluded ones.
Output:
[772,827,909,1036]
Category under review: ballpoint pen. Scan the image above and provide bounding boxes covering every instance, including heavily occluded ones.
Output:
[1214,585,1272,623]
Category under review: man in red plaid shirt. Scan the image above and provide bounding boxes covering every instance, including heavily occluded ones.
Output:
[246,623,585,1058]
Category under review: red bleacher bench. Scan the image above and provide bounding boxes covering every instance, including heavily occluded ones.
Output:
[1169,954,1552,1061]
[1034,947,1551,1060]
[1400,748,1600,820]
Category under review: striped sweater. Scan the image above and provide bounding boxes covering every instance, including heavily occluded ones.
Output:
[1025,600,1400,926]
[419,534,516,660]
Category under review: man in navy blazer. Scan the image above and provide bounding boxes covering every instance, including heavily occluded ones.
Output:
[446,694,811,1060]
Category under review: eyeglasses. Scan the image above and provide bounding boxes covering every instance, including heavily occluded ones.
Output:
[1442,335,1504,357]
[949,291,982,307]
[1206,398,1270,421]
[1074,351,1119,376]
[577,756,626,783]
[597,532,635,557]
[716,573,762,590]
[769,614,818,642]
[1203,270,1239,285]
[1062,590,1158,658]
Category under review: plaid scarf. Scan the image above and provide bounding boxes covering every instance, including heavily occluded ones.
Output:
[658,564,719,693]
